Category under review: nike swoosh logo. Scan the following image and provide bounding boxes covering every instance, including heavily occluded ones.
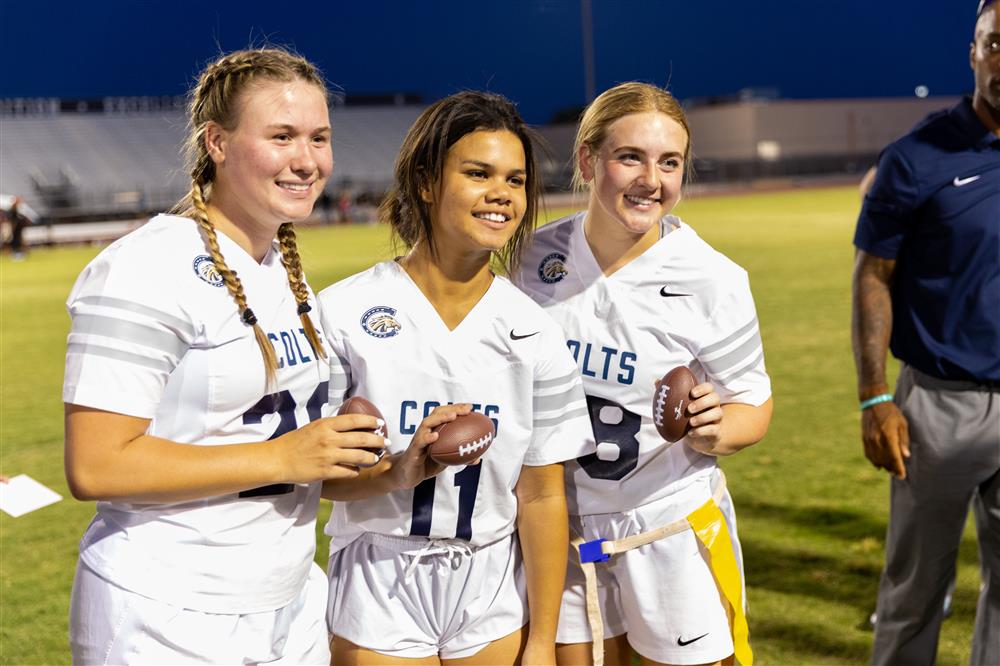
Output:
[953,175,981,186]
[660,287,692,297]
[510,330,539,340]
[677,633,709,646]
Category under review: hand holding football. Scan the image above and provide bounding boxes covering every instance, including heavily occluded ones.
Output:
[337,396,387,467]
[428,412,495,466]
[652,366,697,442]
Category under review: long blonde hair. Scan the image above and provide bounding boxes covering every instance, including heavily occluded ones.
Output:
[573,82,692,191]
[174,48,327,385]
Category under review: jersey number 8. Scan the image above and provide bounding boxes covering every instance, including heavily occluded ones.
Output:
[577,395,641,481]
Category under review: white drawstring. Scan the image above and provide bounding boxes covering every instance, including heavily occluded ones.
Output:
[402,539,474,582]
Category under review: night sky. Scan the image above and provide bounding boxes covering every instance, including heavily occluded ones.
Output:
[0,1,976,124]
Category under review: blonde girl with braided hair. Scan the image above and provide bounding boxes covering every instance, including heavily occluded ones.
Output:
[63,47,386,664]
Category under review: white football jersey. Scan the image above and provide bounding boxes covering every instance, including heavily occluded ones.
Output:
[63,214,329,614]
[318,261,595,551]
[515,212,771,515]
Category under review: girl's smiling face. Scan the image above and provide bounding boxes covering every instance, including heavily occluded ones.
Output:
[423,129,527,257]
[209,78,333,234]
[580,111,687,236]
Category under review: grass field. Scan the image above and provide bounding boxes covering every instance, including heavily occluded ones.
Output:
[0,187,983,665]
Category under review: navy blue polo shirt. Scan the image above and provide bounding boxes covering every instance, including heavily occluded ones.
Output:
[855,97,1000,382]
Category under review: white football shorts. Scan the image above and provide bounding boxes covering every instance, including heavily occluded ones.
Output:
[69,560,330,665]
[557,468,745,665]
[326,532,528,659]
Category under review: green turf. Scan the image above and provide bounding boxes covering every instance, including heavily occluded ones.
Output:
[0,188,981,664]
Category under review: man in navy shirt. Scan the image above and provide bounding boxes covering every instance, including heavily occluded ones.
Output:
[851,2,999,664]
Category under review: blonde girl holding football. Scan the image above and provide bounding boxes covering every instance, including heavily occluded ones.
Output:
[516,82,773,666]
[318,91,594,666]
[63,48,385,664]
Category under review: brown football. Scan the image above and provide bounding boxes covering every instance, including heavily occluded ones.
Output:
[337,396,387,467]
[652,366,697,442]
[429,412,496,466]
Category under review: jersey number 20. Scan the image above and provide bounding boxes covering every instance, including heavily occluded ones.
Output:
[239,381,329,498]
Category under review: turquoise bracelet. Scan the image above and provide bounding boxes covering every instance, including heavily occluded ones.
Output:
[860,393,894,411]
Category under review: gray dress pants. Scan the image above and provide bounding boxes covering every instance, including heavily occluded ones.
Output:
[872,365,1000,666]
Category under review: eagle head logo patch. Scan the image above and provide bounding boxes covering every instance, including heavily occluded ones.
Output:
[361,306,402,338]
[538,252,568,284]
[193,255,224,287]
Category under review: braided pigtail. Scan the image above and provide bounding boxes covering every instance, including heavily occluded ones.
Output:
[190,181,279,385]
[277,223,326,359]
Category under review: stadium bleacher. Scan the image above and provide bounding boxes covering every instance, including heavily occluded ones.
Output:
[0,100,423,221]
[1,93,959,229]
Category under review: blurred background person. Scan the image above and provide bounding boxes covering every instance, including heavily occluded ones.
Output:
[0,194,40,259]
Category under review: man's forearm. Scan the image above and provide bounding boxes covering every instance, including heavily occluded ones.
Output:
[851,250,896,399]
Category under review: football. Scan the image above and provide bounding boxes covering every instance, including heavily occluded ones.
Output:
[337,396,387,467]
[652,366,698,442]
[428,412,496,466]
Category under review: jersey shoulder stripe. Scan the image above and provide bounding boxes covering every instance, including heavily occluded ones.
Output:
[700,317,764,383]
[75,295,197,338]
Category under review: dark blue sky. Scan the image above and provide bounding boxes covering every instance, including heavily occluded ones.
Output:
[0,1,975,124]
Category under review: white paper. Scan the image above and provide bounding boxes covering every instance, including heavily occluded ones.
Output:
[0,474,62,517]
